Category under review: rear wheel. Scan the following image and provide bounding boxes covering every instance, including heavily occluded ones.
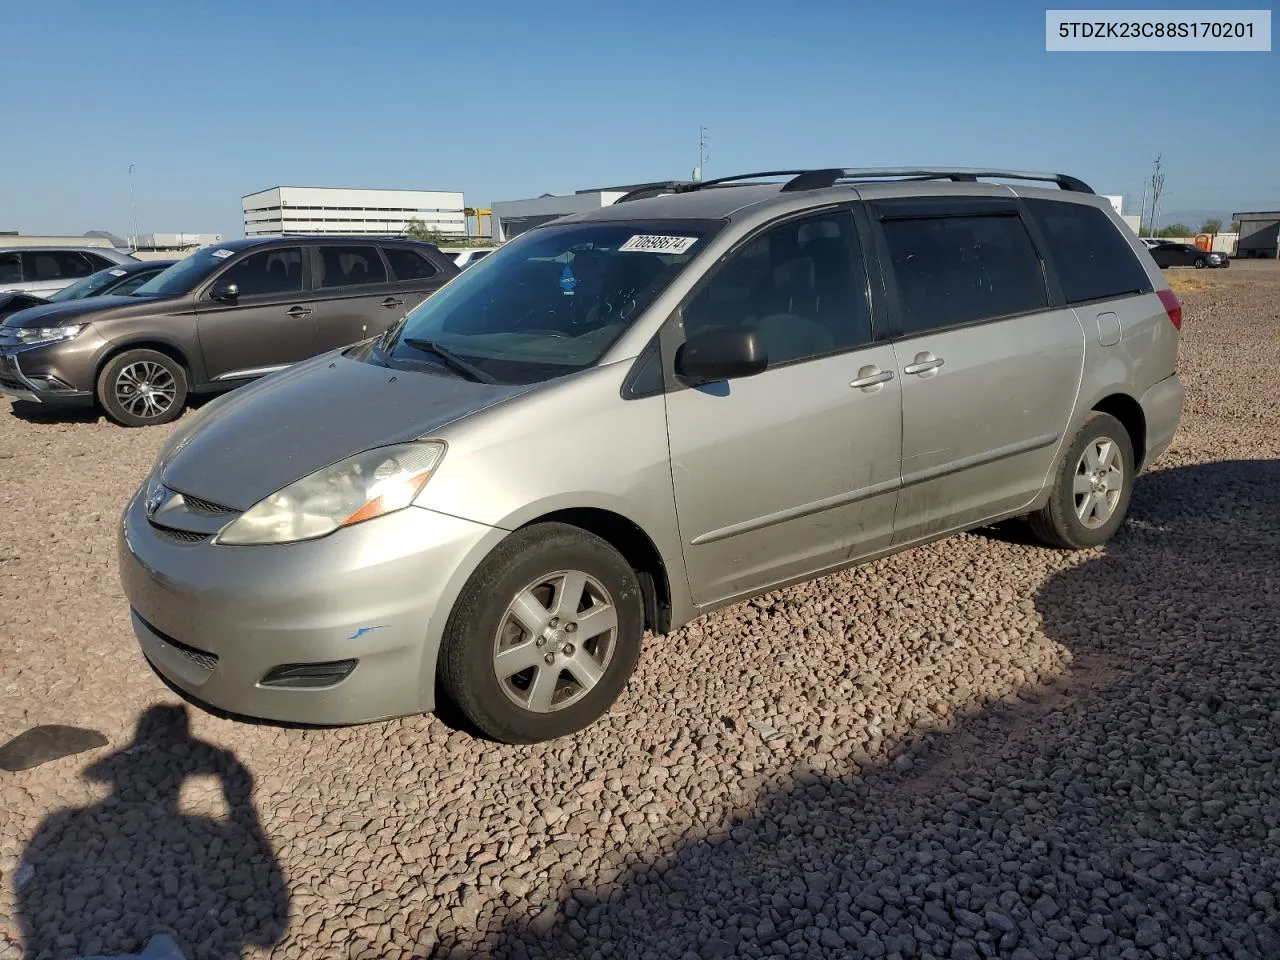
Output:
[1029,412,1134,549]
[97,349,188,427]
[438,523,644,743]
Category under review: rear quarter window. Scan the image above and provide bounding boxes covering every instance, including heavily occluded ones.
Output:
[1025,199,1153,304]
[382,246,440,282]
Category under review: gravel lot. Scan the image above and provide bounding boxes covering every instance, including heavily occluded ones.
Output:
[2,263,1278,960]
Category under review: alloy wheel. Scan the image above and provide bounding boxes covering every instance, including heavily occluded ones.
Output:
[492,569,618,713]
[114,361,177,420]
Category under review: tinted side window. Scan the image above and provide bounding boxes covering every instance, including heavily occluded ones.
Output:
[682,211,871,366]
[1025,199,1152,304]
[881,215,1047,335]
[24,251,96,282]
[382,247,439,282]
[219,248,303,297]
[0,253,20,283]
[317,245,388,288]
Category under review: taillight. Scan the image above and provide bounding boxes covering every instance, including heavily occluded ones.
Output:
[1157,288,1182,331]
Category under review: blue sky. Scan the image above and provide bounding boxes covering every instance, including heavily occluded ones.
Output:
[3,0,1275,238]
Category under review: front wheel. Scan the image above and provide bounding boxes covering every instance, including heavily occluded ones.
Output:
[97,349,188,427]
[438,523,644,743]
[1194,257,1206,268]
[1028,412,1134,549]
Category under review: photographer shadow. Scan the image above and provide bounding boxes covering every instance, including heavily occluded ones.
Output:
[482,458,1280,959]
[16,705,288,960]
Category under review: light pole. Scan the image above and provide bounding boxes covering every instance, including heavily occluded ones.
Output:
[128,163,141,251]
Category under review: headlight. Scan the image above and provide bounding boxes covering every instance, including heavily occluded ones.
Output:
[15,324,83,345]
[215,442,446,545]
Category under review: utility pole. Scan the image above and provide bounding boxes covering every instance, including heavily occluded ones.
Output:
[1138,178,1149,236]
[128,163,140,251]
[1148,155,1165,236]
[693,126,709,182]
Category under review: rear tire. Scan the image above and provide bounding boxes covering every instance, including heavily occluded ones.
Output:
[438,523,644,743]
[1029,412,1134,550]
[97,349,188,427]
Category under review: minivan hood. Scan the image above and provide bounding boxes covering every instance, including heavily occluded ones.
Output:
[0,294,169,328]
[161,349,532,511]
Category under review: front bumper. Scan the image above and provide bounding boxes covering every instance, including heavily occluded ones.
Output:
[118,486,504,724]
[0,339,95,405]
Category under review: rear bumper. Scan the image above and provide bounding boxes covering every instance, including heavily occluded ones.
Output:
[1139,372,1184,471]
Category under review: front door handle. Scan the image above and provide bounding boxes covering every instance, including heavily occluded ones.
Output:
[286,306,313,319]
[850,367,895,389]
[381,297,404,309]
[903,352,944,375]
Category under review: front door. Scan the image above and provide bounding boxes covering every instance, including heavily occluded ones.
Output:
[873,201,1085,543]
[195,246,318,382]
[664,210,903,607]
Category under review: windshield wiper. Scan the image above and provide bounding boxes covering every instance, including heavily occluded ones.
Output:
[402,337,496,384]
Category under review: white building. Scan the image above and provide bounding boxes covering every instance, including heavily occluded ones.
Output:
[136,233,222,251]
[242,186,466,238]
[1102,195,1124,216]
[490,187,642,242]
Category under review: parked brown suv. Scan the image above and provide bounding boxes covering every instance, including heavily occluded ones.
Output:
[0,236,458,425]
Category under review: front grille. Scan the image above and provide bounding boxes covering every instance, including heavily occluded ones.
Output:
[178,493,236,517]
[150,523,211,544]
[136,613,219,672]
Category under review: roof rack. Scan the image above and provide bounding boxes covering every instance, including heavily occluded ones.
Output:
[613,167,1094,203]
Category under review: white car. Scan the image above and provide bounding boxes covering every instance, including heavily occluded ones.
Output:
[0,246,138,296]
[446,247,498,269]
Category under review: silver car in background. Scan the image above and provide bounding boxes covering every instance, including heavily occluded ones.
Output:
[0,246,138,296]
[119,167,1185,743]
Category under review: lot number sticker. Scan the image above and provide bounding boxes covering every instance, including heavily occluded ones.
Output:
[108,268,127,276]
[618,235,698,254]
[211,249,235,259]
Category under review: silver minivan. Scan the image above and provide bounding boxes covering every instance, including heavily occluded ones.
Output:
[119,168,1185,743]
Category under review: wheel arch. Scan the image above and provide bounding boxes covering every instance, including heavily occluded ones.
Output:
[516,507,674,635]
[1091,392,1147,471]
[95,338,197,388]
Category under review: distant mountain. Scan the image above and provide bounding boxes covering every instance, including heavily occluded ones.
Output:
[84,229,128,248]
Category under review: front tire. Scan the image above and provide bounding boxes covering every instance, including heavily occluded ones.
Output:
[438,523,644,743]
[1194,257,1206,268]
[97,349,188,427]
[1029,412,1134,550]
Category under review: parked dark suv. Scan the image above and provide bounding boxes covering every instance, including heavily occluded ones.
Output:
[0,236,458,425]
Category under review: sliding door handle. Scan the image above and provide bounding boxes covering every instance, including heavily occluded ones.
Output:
[850,368,895,389]
[903,353,944,375]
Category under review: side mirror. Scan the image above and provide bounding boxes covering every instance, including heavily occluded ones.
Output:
[210,282,239,303]
[674,327,767,383]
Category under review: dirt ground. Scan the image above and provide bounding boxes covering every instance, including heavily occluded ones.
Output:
[1,263,1278,960]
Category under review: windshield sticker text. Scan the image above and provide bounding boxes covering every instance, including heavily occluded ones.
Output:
[211,249,235,259]
[108,268,127,276]
[618,235,698,255]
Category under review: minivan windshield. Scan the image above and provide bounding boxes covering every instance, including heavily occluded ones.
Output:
[130,247,234,298]
[383,220,719,383]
